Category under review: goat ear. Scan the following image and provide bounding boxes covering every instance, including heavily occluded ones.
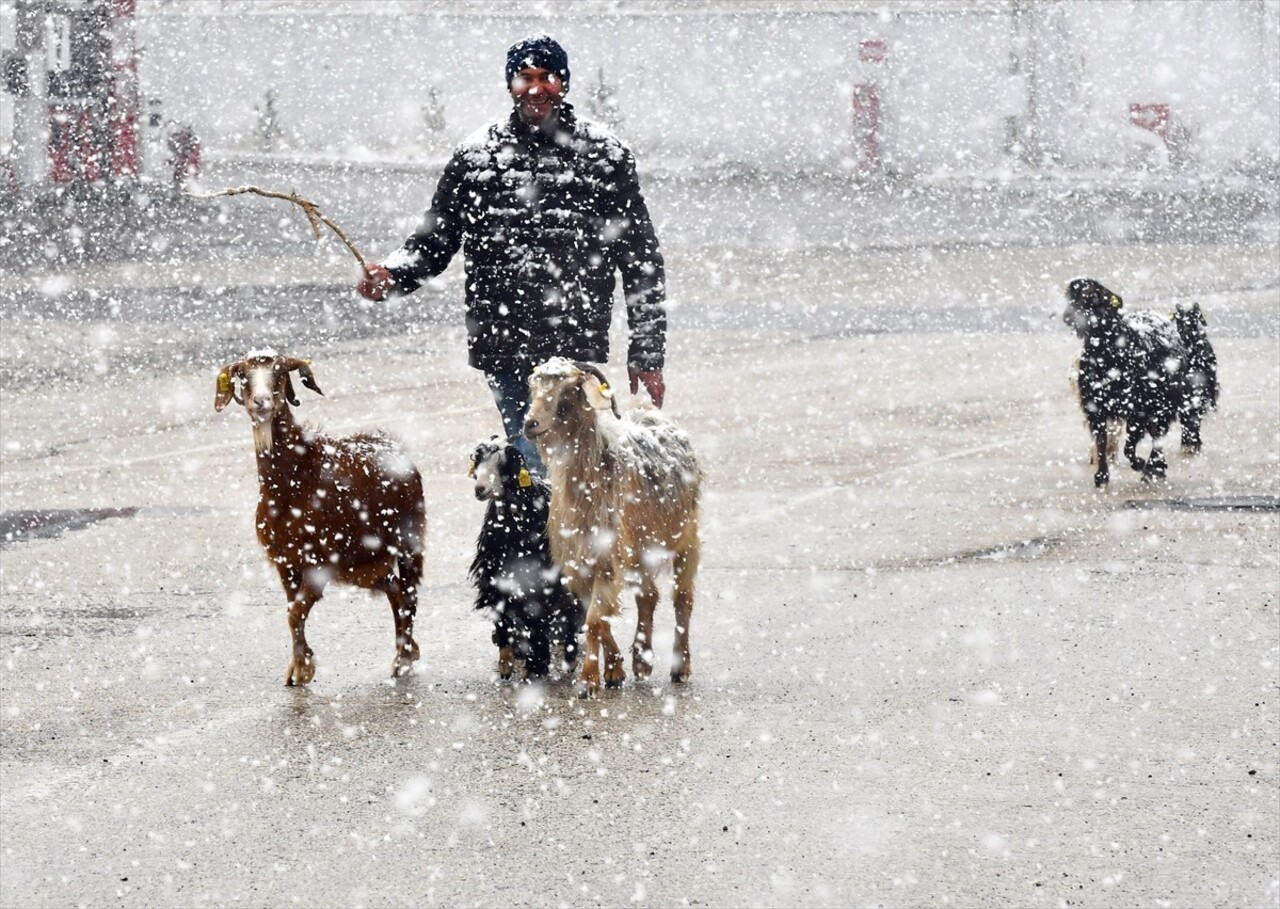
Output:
[214,366,240,412]
[284,375,300,407]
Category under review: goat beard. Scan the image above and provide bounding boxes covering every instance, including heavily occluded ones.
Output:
[252,420,273,456]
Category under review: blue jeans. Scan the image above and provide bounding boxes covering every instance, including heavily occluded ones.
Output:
[485,369,545,475]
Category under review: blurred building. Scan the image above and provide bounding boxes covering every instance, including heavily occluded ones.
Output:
[1,0,199,203]
[9,0,1280,185]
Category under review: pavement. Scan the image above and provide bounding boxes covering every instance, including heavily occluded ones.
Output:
[0,239,1277,908]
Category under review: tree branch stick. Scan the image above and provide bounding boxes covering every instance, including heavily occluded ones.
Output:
[187,185,368,269]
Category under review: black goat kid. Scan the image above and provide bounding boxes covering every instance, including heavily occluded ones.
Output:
[1063,279,1219,487]
[468,438,583,680]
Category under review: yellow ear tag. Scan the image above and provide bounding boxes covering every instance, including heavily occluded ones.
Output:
[518,468,532,488]
[1110,294,1121,309]
[217,372,231,393]
[467,463,476,478]
[598,382,612,398]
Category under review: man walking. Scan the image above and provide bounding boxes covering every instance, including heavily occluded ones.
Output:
[358,34,667,470]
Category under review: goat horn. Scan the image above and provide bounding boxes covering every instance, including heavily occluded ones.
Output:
[279,357,323,397]
[574,361,621,418]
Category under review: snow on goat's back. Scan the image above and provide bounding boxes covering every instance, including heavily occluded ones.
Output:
[527,357,703,695]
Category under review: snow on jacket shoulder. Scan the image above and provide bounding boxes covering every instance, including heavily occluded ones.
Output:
[386,104,666,373]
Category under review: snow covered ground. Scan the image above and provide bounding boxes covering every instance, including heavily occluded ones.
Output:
[1,222,1276,905]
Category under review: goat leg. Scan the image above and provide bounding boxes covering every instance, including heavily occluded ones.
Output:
[1180,410,1203,453]
[389,553,422,678]
[671,548,698,684]
[579,578,626,695]
[525,628,552,679]
[285,595,318,686]
[1088,413,1110,487]
[1142,431,1168,482]
[600,620,626,688]
[578,621,602,697]
[1124,423,1147,473]
[632,575,659,681]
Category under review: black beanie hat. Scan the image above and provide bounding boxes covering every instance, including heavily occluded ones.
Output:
[506,34,571,90]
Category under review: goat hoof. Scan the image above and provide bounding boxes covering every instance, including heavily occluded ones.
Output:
[578,664,602,697]
[391,641,420,678]
[671,659,692,684]
[285,653,316,686]
[632,649,653,681]
[1093,472,1109,488]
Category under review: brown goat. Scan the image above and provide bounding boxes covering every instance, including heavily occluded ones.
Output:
[215,351,426,685]
[524,358,702,696]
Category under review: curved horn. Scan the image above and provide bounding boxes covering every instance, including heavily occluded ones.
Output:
[279,356,323,397]
[573,361,620,418]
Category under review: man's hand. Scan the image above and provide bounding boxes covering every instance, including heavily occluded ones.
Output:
[628,367,665,408]
[357,264,394,301]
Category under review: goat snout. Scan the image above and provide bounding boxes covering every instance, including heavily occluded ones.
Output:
[249,393,274,417]
[523,417,543,439]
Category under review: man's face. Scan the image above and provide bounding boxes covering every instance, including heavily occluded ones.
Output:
[510,66,565,125]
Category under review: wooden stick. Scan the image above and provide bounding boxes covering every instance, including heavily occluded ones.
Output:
[187,185,368,269]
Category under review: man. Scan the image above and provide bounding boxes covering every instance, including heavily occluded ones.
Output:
[358,34,667,470]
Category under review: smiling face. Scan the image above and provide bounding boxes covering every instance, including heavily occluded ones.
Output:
[510,65,566,126]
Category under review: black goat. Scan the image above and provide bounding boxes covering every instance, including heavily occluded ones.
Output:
[1063,279,1218,487]
[468,437,583,680]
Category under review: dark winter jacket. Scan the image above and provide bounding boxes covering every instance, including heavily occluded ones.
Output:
[386,103,666,374]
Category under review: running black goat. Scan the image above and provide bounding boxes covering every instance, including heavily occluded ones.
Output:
[468,437,583,680]
[1063,279,1219,487]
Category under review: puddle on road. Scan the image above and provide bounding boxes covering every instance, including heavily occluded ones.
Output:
[1125,495,1280,513]
[0,508,138,547]
[0,506,219,548]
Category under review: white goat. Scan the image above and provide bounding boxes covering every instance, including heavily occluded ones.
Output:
[523,358,702,695]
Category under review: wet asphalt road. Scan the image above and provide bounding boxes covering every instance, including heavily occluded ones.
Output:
[1,209,1278,905]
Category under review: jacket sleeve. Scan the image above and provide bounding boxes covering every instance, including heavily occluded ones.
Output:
[613,148,667,371]
[385,150,467,295]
